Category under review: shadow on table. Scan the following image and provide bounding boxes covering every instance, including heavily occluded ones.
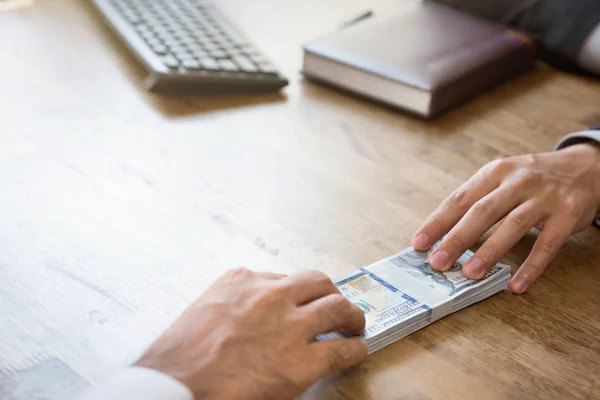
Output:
[145,91,287,118]
[297,336,456,400]
[299,63,554,132]
[297,364,371,400]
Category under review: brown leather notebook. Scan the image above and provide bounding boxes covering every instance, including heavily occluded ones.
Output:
[302,1,536,118]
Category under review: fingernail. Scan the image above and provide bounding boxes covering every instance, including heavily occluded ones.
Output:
[510,278,528,294]
[464,257,485,279]
[414,233,430,249]
[429,250,450,270]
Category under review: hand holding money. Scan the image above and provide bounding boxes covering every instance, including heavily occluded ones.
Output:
[412,143,600,294]
[135,268,367,400]
[319,246,510,353]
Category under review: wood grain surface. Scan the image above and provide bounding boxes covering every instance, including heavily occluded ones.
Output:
[1,1,600,399]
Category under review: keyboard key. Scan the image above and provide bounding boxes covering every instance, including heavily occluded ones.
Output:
[175,51,194,61]
[258,64,278,75]
[233,56,257,73]
[210,50,229,59]
[239,44,256,53]
[204,47,221,55]
[181,38,198,48]
[124,12,141,24]
[194,17,211,27]
[215,39,231,49]
[191,49,209,58]
[187,43,206,52]
[169,44,187,53]
[215,23,247,45]
[244,48,262,57]
[173,31,189,41]
[182,59,201,70]
[199,57,220,71]
[163,39,180,48]
[135,23,150,33]
[140,30,156,40]
[225,48,244,57]
[152,44,168,55]
[163,55,179,68]
[250,55,268,65]
[146,38,162,47]
[219,59,239,72]
[205,39,221,50]
[154,30,170,39]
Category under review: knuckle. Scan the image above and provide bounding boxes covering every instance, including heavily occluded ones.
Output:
[514,168,542,187]
[538,236,562,256]
[226,266,252,279]
[521,261,545,276]
[521,153,538,166]
[444,233,465,251]
[480,241,500,261]
[315,301,336,328]
[487,157,512,173]
[562,197,582,218]
[486,158,503,172]
[273,279,295,297]
[327,341,353,370]
[246,294,274,314]
[448,188,469,209]
[314,295,354,329]
[507,210,529,230]
[254,285,279,303]
[286,310,310,329]
[330,293,350,309]
[305,270,332,286]
[425,215,443,234]
[472,198,495,218]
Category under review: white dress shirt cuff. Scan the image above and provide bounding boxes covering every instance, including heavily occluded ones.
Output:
[554,130,600,151]
[554,129,600,227]
[81,366,194,400]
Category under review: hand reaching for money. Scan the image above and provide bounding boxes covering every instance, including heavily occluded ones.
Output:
[135,268,367,400]
[412,143,600,294]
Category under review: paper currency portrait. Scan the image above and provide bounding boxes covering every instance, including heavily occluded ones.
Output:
[389,249,460,295]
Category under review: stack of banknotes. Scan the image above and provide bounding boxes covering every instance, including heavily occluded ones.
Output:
[319,244,511,353]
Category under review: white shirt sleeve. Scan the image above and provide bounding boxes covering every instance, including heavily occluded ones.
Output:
[81,367,194,400]
[578,22,600,75]
[554,129,600,228]
[554,129,600,151]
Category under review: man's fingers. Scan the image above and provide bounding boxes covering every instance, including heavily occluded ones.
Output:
[413,170,500,251]
[509,218,572,294]
[427,185,522,271]
[284,270,339,305]
[300,293,366,337]
[306,339,368,382]
[462,201,542,279]
[535,219,547,231]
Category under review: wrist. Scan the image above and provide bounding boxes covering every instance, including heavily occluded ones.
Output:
[571,142,600,210]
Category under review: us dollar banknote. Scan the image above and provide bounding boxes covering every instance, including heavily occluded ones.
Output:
[318,245,510,353]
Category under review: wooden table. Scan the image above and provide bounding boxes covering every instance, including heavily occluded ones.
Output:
[2,1,600,399]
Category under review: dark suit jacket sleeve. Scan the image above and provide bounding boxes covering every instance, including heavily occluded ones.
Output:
[554,126,600,227]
